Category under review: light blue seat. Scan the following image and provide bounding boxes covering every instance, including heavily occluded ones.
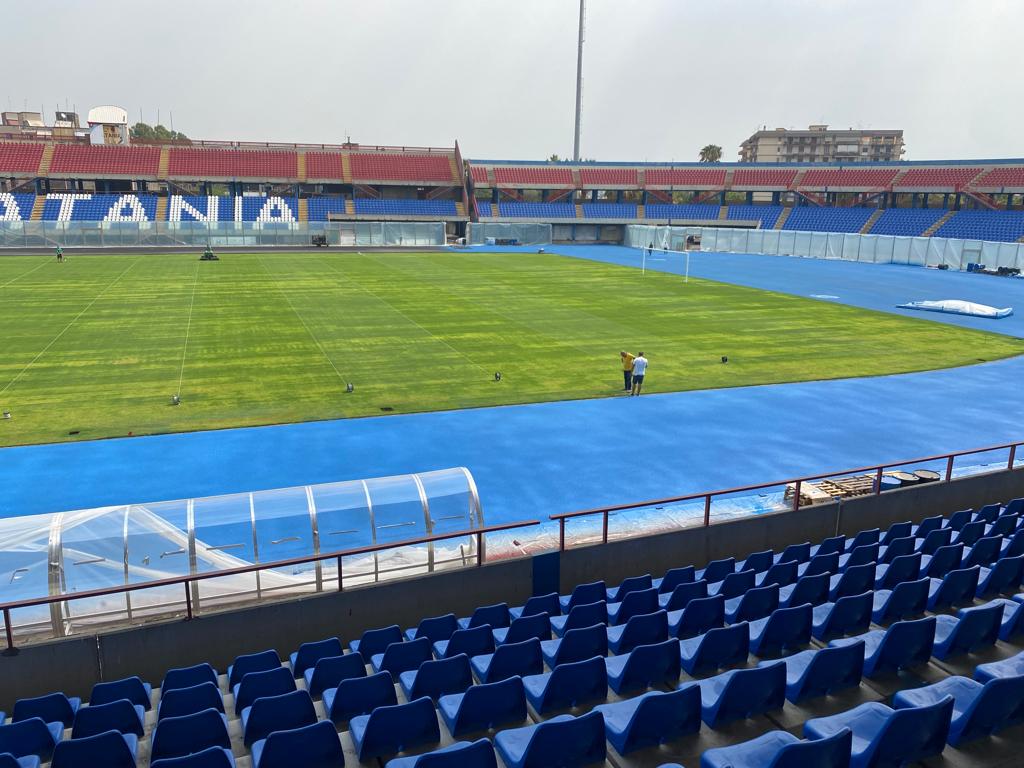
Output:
[931,603,1001,660]
[349,624,402,657]
[698,662,785,727]
[894,674,1024,745]
[724,584,778,624]
[606,610,668,654]
[811,592,872,641]
[90,676,152,711]
[778,573,829,608]
[748,603,812,657]
[0,719,63,762]
[232,666,295,714]
[494,612,551,645]
[700,728,852,768]
[289,636,343,679]
[470,637,543,683]
[658,580,708,611]
[829,616,936,677]
[150,746,236,768]
[303,651,366,699]
[433,625,494,659]
[927,566,980,610]
[50,730,137,768]
[607,588,659,626]
[71,698,145,738]
[458,602,510,630]
[604,638,680,694]
[668,594,724,639]
[386,739,497,768]
[509,593,560,621]
[158,681,224,721]
[523,655,607,714]
[405,614,458,643]
[494,711,606,768]
[559,581,606,614]
[349,696,440,762]
[653,565,696,593]
[540,623,607,668]
[371,636,432,676]
[250,720,345,768]
[438,675,526,737]
[770,640,864,703]
[549,601,606,637]
[240,689,316,747]
[606,574,652,603]
[12,693,80,728]
[594,686,700,755]
[680,622,749,676]
[870,576,929,623]
[161,663,218,694]
[324,670,396,724]
[227,650,280,689]
[399,654,473,701]
[150,708,231,763]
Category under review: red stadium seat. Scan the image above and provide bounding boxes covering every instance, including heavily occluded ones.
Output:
[492,166,574,186]
[49,144,161,175]
[168,148,298,178]
[305,152,344,179]
[350,153,454,182]
[895,167,982,188]
[800,168,897,188]
[973,167,1024,188]
[645,168,726,187]
[579,167,638,186]
[470,166,491,184]
[733,168,797,187]
[0,142,45,174]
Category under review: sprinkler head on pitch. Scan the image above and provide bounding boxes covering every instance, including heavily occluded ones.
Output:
[346,382,355,393]
[171,394,180,406]
[494,372,502,382]
[721,356,728,364]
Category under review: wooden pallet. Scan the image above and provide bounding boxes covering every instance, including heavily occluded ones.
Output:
[785,473,878,506]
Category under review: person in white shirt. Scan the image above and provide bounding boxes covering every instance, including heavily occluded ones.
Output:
[631,352,648,396]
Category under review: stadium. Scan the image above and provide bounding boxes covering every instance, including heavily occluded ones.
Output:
[3,2,1024,767]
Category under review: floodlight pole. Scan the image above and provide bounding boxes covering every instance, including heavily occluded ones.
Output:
[572,0,586,162]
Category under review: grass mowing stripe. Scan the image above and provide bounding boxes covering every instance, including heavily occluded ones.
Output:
[175,262,201,398]
[0,258,50,290]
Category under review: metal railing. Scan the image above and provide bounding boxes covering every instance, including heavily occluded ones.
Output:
[549,440,1024,551]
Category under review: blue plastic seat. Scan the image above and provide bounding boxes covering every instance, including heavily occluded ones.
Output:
[349,696,440,761]
[594,686,700,755]
[812,591,872,640]
[158,681,224,721]
[830,616,936,676]
[89,676,152,711]
[953,520,986,547]
[433,624,494,659]
[932,602,1001,660]
[964,535,1003,568]
[607,587,658,625]
[386,739,497,768]
[828,563,873,600]
[984,598,1024,640]
[372,636,432,676]
[0,719,63,761]
[523,655,607,714]
[680,622,749,676]
[658,579,708,611]
[227,650,280,690]
[810,535,844,558]
[844,528,879,553]
[161,663,218,694]
[494,612,550,645]
[240,689,316,747]
[773,640,864,703]
[708,569,755,599]
[871,576,928,623]
[946,509,974,531]
[149,746,235,768]
[303,651,365,699]
[878,536,915,564]
[916,526,952,555]
[756,561,798,589]
[494,711,606,768]
[50,730,137,768]
[874,552,921,589]
[549,601,606,637]
[400,654,473,701]
[696,557,734,583]
[839,543,879,571]
[289,636,342,679]
[986,514,1018,538]
[458,602,509,630]
[607,610,668,654]
[606,574,652,602]
[405,613,458,643]
[558,581,606,614]
[978,555,1024,596]
[540,623,607,668]
[894,674,1024,745]
[438,675,526,737]
[976,651,1024,683]
[668,594,724,639]
[803,697,953,768]
[737,549,774,574]
[604,638,680,694]
[71,698,144,738]
[774,541,811,565]
[778,572,829,608]
[470,637,543,683]
[913,515,944,538]
[725,584,779,623]
[1004,498,1024,517]
[927,566,980,609]
[0,754,39,768]
[509,593,560,620]
[12,693,80,728]
[701,728,852,768]
[150,708,231,763]
[350,624,402,657]
[698,662,785,727]
[1001,530,1024,558]
[975,503,1001,523]
[324,670,397,725]
[799,552,839,578]
[250,719,344,768]
[881,521,913,545]
[921,543,965,578]
[653,565,696,593]
[232,665,295,714]
[749,603,812,657]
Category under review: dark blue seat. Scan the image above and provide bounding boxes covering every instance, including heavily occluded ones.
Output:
[658,579,708,611]
[708,569,755,599]
[881,521,913,545]
[978,555,1024,596]
[438,676,526,737]
[737,549,773,574]
[894,674,1024,745]
[799,551,839,578]
[975,503,1001,523]
[371,636,432,676]
[749,603,812,657]
[653,565,696,593]
[150,708,231,763]
[149,746,235,768]
[458,602,510,630]
[964,535,1003,568]
[12,693,80,728]
[756,561,798,589]
[50,730,137,768]
[804,697,953,768]
[250,719,344,768]
[774,541,811,565]
[558,581,606,614]
[71,698,144,738]
[696,557,734,584]
[810,535,844,558]
[549,600,606,637]
[946,509,974,531]
[604,638,681,694]
[509,593,560,620]
[349,696,440,761]
[1004,498,1024,517]
[724,584,779,623]
[844,528,879,553]
[386,739,497,768]
[829,616,936,677]
[871,577,929,623]
[984,598,1024,640]
[873,552,921,589]
[470,637,543,683]
[772,640,864,703]
[89,676,152,711]
[698,662,785,727]
[0,754,39,768]
[680,622,749,676]
[323,670,396,725]
[405,613,458,643]
[523,655,607,714]
[986,514,1018,538]
[607,588,658,626]
[778,572,829,608]
[976,649,1024,683]
[878,536,915,564]
[594,685,700,755]
[540,623,607,668]
[606,574,652,602]
[494,612,551,645]
[240,689,316,747]
[811,591,872,640]
[828,563,874,600]
[303,651,365,699]
[161,663,218,694]
[927,566,980,610]
[227,649,280,690]
[158,681,223,721]
[668,594,724,639]
[953,520,986,547]
[839,543,879,571]
[1001,530,1024,558]
[916,526,952,555]
[494,711,606,768]
[399,654,473,701]
[607,610,668,654]
[289,636,342,679]
[0,719,63,761]
[701,728,852,768]
[913,515,944,538]
[433,625,495,659]
[932,602,1001,660]
[920,543,964,581]
[232,665,294,714]
[349,624,402,657]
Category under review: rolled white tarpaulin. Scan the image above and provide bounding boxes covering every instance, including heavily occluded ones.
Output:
[897,299,1013,319]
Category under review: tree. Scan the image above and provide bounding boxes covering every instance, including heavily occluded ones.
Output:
[130,122,190,144]
[548,154,561,163]
[699,144,722,163]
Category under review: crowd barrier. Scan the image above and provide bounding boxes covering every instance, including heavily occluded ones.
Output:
[467,222,552,246]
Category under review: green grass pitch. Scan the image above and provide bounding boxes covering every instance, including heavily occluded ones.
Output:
[0,250,1020,447]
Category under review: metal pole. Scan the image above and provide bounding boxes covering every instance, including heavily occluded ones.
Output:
[572,0,586,161]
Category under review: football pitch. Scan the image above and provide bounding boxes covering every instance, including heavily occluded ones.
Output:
[0,250,1021,447]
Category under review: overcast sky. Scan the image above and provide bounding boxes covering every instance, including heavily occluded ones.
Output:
[7,0,1022,162]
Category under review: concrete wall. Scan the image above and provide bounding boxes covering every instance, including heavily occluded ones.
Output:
[3,466,1022,710]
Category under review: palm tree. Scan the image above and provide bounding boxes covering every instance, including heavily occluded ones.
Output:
[699,144,723,163]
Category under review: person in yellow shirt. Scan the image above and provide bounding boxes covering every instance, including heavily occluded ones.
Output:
[620,351,635,392]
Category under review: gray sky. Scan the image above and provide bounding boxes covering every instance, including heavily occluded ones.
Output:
[7,0,1022,162]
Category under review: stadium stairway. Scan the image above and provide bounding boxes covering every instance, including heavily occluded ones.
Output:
[448,155,460,184]
[297,199,308,222]
[789,168,808,190]
[860,209,883,234]
[345,199,355,215]
[718,206,728,220]
[341,154,352,184]
[455,202,466,217]
[37,144,54,176]
[157,149,169,179]
[297,152,307,183]
[155,197,168,222]
[575,204,584,219]
[774,207,792,229]
[30,197,45,221]
[637,204,645,220]
[924,210,956,237]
